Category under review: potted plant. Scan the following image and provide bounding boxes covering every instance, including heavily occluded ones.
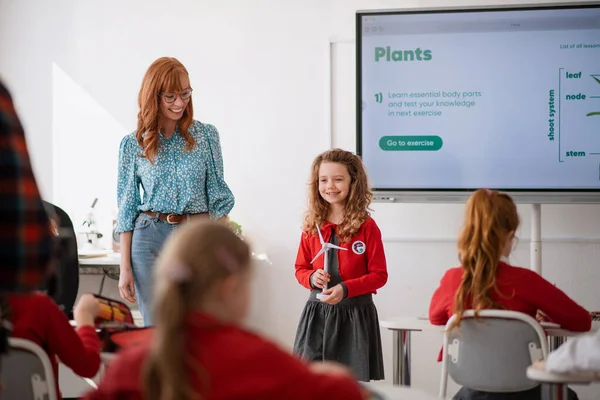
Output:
[228,218,243,238]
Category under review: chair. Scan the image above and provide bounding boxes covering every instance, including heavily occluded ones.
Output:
[439,310,548,398]
[42,201,80,319]
[0,338,57,400]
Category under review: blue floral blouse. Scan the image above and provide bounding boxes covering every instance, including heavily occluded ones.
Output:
[115,120,235,233]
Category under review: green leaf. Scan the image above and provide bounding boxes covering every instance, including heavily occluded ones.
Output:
[227,218,243,236]
[586,112,600,116]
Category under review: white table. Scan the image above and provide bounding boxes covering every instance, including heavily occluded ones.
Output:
[380,317,600,387]
[526,366,600,400]
[544,322,600,352]
[101,352,117,365]
[78,253,120,296]
[58,351,118,397]
[379,317,435,386]
[79,253,121,266]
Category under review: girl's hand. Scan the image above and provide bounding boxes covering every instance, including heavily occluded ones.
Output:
[531,360,546,370]
[310,269,330,289]
[536,310,549,322]
[73,293,100,327]
[321,284,344,305]
[308,361,354,377]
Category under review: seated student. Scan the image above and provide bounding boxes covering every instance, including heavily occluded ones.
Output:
[533,329,600,374]
[7,292,102,399]
[0,81,102,399]
[83,220,365,400]
[429,189,591,400]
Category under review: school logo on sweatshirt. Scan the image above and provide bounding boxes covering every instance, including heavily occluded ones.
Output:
[352,241,366,255]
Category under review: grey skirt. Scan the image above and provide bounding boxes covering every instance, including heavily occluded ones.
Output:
[293,290,384,381]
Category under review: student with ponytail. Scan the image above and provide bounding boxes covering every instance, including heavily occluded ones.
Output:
[429,189,591,400]
[84,220,365,400]
[116,57,235,326]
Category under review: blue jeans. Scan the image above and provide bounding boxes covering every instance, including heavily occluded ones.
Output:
[130,213,177,326]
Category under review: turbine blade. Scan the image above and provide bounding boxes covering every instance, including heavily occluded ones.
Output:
[316,223,325,245]
[327,244,347,251]
[310,248,326,264]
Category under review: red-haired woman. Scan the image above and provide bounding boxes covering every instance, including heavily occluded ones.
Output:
[115,57,234,326]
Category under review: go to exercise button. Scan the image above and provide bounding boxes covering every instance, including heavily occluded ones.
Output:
[379,136,443,151]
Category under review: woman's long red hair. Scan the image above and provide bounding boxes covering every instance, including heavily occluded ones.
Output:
[136,57,195,163]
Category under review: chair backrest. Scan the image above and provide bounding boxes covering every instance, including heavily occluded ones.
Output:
[42,201,80,319]
[0,338,57,400]
[439,310,548,398]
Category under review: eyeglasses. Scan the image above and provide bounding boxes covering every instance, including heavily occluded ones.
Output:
[159,88,193,104]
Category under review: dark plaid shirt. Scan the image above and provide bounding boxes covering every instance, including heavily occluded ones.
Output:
[0,81,53,291]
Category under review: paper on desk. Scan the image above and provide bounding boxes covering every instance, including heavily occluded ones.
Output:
[540,321,560,328]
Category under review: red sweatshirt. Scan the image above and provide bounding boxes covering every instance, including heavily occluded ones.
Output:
[429,263,591,361]
[295,217,388,298]
[429,262,591,330]
[9,293,101,399]
[83,313,364,400]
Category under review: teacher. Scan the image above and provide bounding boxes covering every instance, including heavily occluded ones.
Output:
[115,57,234,326]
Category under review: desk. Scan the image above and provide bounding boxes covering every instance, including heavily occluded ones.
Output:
[544,323,600,351]
[79,253,120,271]
[526,366,600,400]
[59,352,118,396]
[380,317,600,387]
[379,317,435,386]
[101,352,117,366]
[79,253,120,295]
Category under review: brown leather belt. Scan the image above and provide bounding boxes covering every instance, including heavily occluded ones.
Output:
[141,211,208,225]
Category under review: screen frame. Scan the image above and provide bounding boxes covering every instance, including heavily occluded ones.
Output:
[356,2,600,203]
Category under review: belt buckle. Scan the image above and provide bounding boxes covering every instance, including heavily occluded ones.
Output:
[166,214,179,225]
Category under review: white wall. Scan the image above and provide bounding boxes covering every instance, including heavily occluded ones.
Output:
[1,0,599,398]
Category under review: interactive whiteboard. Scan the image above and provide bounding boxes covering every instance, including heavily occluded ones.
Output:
[357,3,600,201]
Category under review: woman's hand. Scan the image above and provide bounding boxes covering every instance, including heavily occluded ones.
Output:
[321,284,344,305]
[310,269,330,289]
[118,266,136,303]
[118,231,136,303]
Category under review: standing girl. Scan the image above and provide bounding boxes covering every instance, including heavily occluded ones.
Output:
[115,57,235,326]
[430,189,591,399]
[293,148,388,381]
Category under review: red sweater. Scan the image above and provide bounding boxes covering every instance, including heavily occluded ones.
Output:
[9,293,101,399]
[429,263,591,361]
[295,217,388,298]
[430,262,591,329]
[83,313,364,400]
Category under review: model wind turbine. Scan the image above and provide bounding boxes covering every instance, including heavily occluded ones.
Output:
[311,223,347,300]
